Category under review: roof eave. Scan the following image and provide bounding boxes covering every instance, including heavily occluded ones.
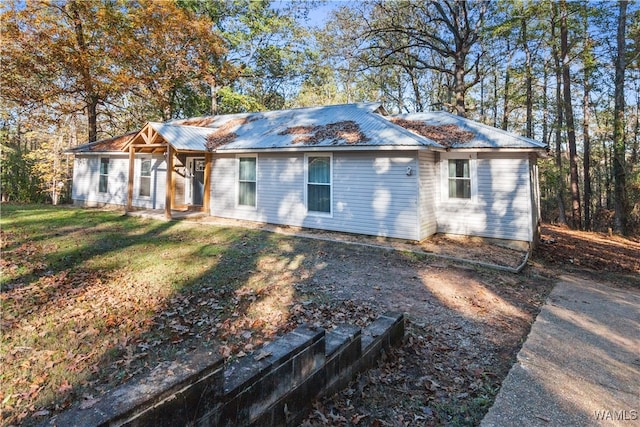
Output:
[447,147,547,152]
[69,151,130,155]
[215,145,445,154]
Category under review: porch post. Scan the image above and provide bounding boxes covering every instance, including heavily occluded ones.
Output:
[126,145,135,212]
[165,145,173,219]
[203,153,212,215]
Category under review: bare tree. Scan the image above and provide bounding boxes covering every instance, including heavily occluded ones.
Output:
[613,0,628,234]
[560,0,582,229]
[362,0,488,116]
[581,4,595,230]
[551,1,567,225]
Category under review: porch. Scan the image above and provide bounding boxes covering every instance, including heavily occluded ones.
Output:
[123,123,212,219]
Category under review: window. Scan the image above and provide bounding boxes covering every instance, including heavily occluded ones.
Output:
[448,159,471,199]
[139,158,151,197]
[307,155,331,213]
[99,158,109,193]
[238,156,256,207]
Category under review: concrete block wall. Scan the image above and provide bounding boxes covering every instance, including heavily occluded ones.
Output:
[43,312,404,427]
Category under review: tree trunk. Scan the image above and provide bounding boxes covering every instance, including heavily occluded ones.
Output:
[522,17,533,138]
[582,8,592,230]
[501,41,512,131]
[406,66,424,112]
[211,83,219,116]
[551,2,567,225]
[612,0,628,234]
[492,69,498,127]
[583,84,592,230]
[480,75,485,123]
[542,64,549,147]
[69,0,98,142]
[87,97,98,144]
[632,77,639,165]
[561,0,582,229]
[454,55,467,117]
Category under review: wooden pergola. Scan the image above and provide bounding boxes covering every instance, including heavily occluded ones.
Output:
[123,123,211,219]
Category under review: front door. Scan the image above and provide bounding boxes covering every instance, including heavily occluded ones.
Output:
[186,157,205,207]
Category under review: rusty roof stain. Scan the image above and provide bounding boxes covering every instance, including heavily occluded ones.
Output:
[389,118,475,147]
[205,117,253,151]
[69,132,136,153]
[173,116,218,127]
[279,121,370,145]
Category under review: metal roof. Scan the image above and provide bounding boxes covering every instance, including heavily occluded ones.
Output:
[170,102,443,151]
[69,104,547,154]
[148,122,211,151]
[67,132,136,153]
[391,111,547,149]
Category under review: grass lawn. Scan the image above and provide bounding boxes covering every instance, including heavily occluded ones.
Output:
[1,204,344,425]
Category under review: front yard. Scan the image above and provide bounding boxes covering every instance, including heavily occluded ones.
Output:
[5,205,630,426]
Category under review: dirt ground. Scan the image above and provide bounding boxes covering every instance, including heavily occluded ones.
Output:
[537,224,640,277]
[155,218,639,425]
[289,223,639,426]
[290,241,552,426]
[192,217,556,425]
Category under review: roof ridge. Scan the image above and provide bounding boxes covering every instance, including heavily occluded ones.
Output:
[167,102,382,127]
[151,121,217,131]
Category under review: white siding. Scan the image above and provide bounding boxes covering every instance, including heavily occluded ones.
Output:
[131,155,166,209]
[436,152,533,242]
[210,151,420,240]
[418,151,437,239]
[72,154,166,209]
[210,154,240,216]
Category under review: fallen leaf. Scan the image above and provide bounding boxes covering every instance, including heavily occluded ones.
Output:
[219,345,232,358]
[351,413,367,424]
[254,350,272,361]
[57,380,73,394]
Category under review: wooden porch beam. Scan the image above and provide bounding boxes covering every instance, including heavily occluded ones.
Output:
[140,126,149,144]
[126,145,135,212]
[149,131,161,145]
[165,145,173,219]
[131,143,166,149]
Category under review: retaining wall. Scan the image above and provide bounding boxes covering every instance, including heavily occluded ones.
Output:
[44,312,404,427]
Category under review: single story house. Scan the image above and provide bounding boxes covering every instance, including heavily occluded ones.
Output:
[69,102,546,246]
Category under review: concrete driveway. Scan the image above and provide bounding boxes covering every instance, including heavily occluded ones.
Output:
[482,274,640,427]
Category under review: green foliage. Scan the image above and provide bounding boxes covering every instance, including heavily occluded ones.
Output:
[0,125,46,203]
[24,136,73,205]
[180,0,312,112]
[0,143,44,203]
[217,87,265,114]
[295,65,348,107]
